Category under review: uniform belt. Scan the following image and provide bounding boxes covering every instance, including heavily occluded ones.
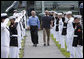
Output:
[73,35,78,37]
[12,35,18,37]
[56,24,59,26]
[63,26,67,28]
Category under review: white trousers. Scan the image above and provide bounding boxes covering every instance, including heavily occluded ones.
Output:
[67,34,73,52]
[1,46,9,58]
[18,36,21,49]
[67,35,74,58]
[53,31,56,39]
[50,28,53,34]
[70,47,76,58]
[66,38,69,52]
[52,27,55,35]
[56,32,59,42]
[53,27,56,39]
[61,36,66,48]
[75,46,83,58]
[59,31,62,44]
[54,32,57,39]
[9,47,19,58]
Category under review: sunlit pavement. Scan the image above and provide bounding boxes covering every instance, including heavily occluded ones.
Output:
[23,30,65,58]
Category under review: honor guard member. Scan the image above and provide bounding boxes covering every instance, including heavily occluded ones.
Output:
[49,11,55,36]
[50,11,55,27]
[66,11,74,58]
[13,10,18,18]
[53,12,58,38]
[13,10,18,16]
[61,15,67,48]
[9,16,19,58]
[72,16,83,58]
[53,12,58,39]
[58,13,63,45]
[55,13,60,42]
[1,13,10,58]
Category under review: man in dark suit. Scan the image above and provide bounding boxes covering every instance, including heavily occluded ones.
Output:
[41,10,53,46]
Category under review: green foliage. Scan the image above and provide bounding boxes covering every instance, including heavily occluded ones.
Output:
[19,36,26,58]
[51,34,70,58]
[1,1,14,13]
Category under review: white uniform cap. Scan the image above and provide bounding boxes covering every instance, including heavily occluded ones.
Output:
[14,10,17,12]
[55,12,57,14]
[51,11,55,13]
[9,16,16,20]
[57,13,62,15]
[49,11,51,13]
[49,11,55,13]
[1,13,7,17]
[63,12,67,14]
[66,11,72,15]
[73,15,82,19]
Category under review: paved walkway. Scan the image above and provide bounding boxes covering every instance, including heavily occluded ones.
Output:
[23,30,65,58]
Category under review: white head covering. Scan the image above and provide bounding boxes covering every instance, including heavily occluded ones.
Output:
[57,13,62,15]
[55,12,57,14]
[63,12,67,14]
[66,11,72,15]
[1,13,7,17]
[73,15,82,19]
[51,11,55,13]
[9,16,16,20]
[14,10,17,12]
[49,11,55,13]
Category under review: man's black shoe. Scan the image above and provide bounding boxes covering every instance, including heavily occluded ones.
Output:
[44,44,46,46]
[34,44,37,47]
[47,44,50,46]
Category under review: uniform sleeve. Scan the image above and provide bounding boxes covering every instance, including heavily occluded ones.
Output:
[1,23,6,30]
[77,25,83,45]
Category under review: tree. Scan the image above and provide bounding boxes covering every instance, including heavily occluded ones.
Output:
[1,1,13,13]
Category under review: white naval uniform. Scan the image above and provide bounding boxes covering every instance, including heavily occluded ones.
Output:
[55,19,59,42]
[59,18,63,45]
[1,22,10,58]
[13,13,19,18]
[9,47,18,58]
[66,17,74,58]
[53,19,57,39]
[75,45,83,58]
[9,23,19,58]
[20,21,24,39]
[17,22,22,55]
[61,17,68,48]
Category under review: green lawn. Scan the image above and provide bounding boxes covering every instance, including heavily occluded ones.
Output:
[51,34,70,58]
[19,36,26,58]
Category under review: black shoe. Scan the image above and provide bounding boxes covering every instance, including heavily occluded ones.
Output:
[47,44,50,46]
[44,44,46,46]
[34,44,37,47]
[33,44,35,47]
